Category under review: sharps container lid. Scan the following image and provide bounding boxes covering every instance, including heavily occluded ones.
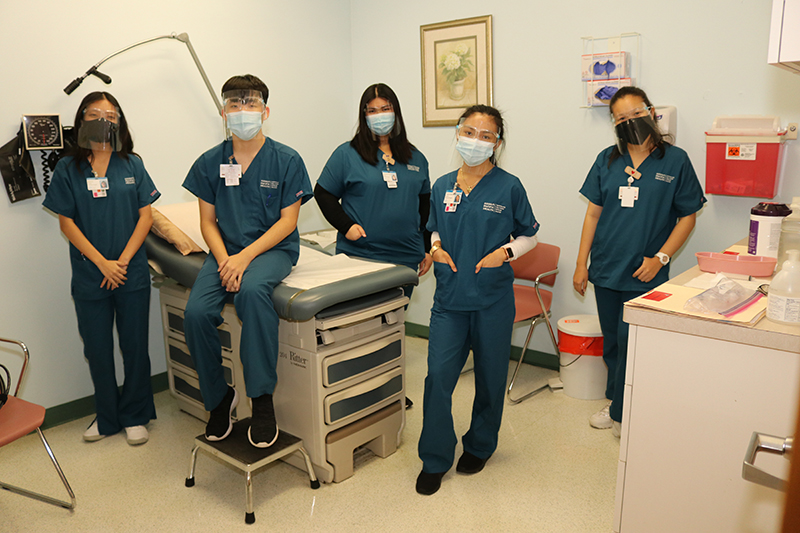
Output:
[557,315,602,337]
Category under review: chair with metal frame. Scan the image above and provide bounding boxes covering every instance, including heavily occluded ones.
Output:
[0,337,76,510]
[506,243,561,404]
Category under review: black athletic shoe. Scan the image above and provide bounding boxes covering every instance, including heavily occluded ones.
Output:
[205,387,238,441]
[415,470,446,495]
[248,394,278,448]
[456,451,490,474]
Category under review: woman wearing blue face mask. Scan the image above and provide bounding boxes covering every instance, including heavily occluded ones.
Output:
[416,105,540,495]
[315,83,433,287]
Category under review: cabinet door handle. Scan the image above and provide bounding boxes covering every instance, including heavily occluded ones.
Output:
[742,431,793,492]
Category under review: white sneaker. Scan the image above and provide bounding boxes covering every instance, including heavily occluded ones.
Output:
[125,425,149,445]
[83,420,106,442]
[589,401,613,429]
[612,421,621,438]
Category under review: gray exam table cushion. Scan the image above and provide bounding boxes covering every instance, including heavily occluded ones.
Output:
[145,234,418,322]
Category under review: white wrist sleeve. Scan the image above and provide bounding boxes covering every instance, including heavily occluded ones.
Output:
[503,235,538,260]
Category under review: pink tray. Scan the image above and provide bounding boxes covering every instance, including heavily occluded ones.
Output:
[695,252,776,277]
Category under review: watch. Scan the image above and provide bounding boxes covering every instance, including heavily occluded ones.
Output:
[430,244,441,256]
[655,252,670,265]
[504,246,514,261]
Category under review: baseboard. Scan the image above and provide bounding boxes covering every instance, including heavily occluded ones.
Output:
[42,372,170,430]
[404,322,559,371]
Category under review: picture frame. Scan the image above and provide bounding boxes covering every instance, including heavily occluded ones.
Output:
[420,15,493,127]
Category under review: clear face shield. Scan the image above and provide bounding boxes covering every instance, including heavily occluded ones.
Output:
[77,106,122,151]
[612,105,659,153]
[222,90,266,141]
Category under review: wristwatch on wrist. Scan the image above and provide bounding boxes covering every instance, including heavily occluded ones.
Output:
[430,244,441,256]
[655,252,670,265]
[503,246,514,262]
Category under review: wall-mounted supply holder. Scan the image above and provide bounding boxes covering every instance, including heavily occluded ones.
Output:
[705,115,798,198]
[581,33,641,107]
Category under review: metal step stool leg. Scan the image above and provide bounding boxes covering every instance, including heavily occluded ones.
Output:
[245,471,255,524]
[298,446,321,489]
[185,444,199,487]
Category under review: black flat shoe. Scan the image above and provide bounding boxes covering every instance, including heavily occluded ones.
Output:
[405,397,414,409]
[415,470,445,495]
[456,451,490,474]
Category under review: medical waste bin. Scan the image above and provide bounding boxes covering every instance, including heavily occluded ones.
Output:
[557,315,606,400]
[705,116,786,198]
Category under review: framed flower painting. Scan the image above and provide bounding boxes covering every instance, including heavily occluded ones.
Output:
[420,15,493,127]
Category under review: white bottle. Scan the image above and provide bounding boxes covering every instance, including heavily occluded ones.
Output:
[767,249,800,325]
[776,197,800,272]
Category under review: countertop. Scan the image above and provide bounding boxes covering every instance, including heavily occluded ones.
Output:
[624,243,800,354]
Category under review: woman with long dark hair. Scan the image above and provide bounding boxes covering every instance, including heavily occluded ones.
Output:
[43,92,159,445]
[573,86,705,437]
[315,83,432,286]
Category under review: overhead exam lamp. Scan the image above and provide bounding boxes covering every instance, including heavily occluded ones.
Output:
[63,32,222,113]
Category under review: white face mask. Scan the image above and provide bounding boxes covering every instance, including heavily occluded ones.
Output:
[227,110,263,141]
[456,136,495,166]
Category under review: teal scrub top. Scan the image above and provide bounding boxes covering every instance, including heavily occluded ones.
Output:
[182,139,313,265]
[580,144,706,291]
[43,154,161,300]
[428,167,539,311]
[317,143,430,269]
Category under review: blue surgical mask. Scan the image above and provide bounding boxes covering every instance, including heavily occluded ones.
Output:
[456,137,495,167]
[366,112,395,136]
[227,111,263,141]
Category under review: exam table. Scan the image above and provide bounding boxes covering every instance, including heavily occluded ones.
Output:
[145,232,418,483]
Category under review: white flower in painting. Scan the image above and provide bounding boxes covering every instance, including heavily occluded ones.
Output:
[455,43,469,55]
[442,53,461,71]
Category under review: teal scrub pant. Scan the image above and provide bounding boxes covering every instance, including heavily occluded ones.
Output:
[594,285,647,423]
[418,290,515,473]
[184,250,292,412]
[74,287,156,436]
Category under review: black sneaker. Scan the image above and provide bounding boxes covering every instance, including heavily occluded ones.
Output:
[205,387,238,441]
[248,394,278,448]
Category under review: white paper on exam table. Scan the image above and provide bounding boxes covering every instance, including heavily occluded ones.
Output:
[281,247,393,290]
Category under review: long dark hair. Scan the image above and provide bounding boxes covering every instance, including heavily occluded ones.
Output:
[607,86,672,167]
[68,92,137,171]
[350,83,415,165]
[457,104,505,165]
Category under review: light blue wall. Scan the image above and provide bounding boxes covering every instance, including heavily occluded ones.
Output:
[1,0,798,408]
[350,0,800,352]
[0,0,353,407]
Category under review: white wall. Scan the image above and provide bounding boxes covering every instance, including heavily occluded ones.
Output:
[2,0,799,408]
[0,0,352,407]
[350,0,800,352]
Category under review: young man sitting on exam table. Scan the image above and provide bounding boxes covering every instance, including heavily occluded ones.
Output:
[181,74,313,448]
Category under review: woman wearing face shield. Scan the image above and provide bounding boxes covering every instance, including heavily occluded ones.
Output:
[43,92,160,445]
[415,105,540,495]
[315,83,433,289]
[573,87,705,437]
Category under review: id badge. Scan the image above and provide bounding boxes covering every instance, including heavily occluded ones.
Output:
[87,178,109,197]
[445,203,458,212]
[220,164,242,186]
[443,189,462,205]
[382,171,398,189]
[619,186,639,208]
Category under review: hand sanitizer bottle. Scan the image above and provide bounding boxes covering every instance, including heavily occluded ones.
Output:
[767,249,800,325]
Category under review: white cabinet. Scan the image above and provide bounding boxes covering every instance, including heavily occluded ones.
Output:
[614,308,800,532]
[769,0,800,73]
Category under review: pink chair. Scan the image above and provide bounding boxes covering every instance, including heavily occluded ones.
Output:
[0,337,76,509]
[506,243,561,404]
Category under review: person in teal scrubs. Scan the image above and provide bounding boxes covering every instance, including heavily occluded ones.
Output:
[573,86,705,437]
[315,83,432,285]
[182,75,312,449]
[44,91,160,446]
[416,105,540,495]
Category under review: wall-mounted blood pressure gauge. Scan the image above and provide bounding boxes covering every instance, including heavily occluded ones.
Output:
[22,114,63,150]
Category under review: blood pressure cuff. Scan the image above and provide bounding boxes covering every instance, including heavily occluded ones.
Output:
[0,126,39,203]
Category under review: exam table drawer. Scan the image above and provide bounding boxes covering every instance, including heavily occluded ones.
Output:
[323,366,403,426]
[322,331,403,388]
[165,304,233,352]
[166,337,235,385]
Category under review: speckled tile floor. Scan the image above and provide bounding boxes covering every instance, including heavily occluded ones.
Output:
[0,336,618,532]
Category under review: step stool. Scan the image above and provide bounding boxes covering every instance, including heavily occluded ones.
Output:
[185,419,320,524]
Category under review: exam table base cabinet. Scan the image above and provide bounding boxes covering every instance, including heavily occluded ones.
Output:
[158,283,407,483]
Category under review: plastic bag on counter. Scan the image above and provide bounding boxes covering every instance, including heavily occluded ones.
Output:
[683,276,763,317]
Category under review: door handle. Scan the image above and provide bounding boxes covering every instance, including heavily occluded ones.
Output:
[742,431,793,492]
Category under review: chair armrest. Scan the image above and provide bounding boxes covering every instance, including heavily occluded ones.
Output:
[534,268,559,287]
[0,337,29,396]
